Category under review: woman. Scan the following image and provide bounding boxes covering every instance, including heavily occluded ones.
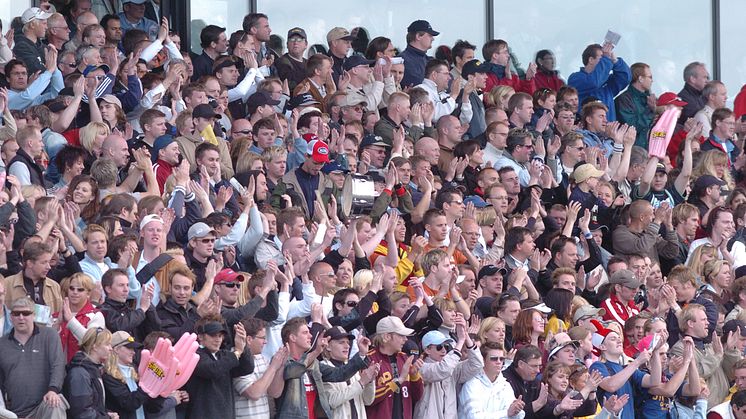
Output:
[485,85,514,110]
[727,187,746,209]
[700,259,733,310]
[57,273,106,362]
[103,331,147,419]
[534,50,565,91]
[545,288,574,337]
[413,326,483,419]
[692,149,734,191]
[530,88,557,131]
[63,327,114,419]
[453,139,484,196]
[686,243,718,286]
[98,95,126,133]
[477,317,507,347]
[542,361,600,418]
[234,152,263,176]
[364,36,395,60]
[79,121,110,171]
[98,216,124,238]
[66,175,101,228]
[512,305,547,353]
[51,145,87,193]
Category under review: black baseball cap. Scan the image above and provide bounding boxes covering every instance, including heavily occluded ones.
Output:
[287,27,307,40]
[693,175,725,194]
[407,20,439,36]
[461,59,490,78]
[478,265,507,280]
[246,91,280,114]
[324,326,355,341]
[343,55,375,71]
[288,93,320,109]
[192,103,219,119]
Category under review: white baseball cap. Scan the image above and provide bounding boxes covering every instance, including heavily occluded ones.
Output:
[21,7,53,24]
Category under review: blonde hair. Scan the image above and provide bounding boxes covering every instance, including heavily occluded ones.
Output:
[61,273,95,298]
[79,121,110,153]
[687,244,718,281]
[693,149,734,189]
[353,269,374,293]
[678,303,705,333]
[478,317,505,345]
[79,327,112,354]
[485,85,515,110]
[703,259,731,285]
[235,151,264,174]
[476,206,497,226]
[104,349,139,383]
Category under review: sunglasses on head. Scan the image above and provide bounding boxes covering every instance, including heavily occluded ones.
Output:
[221,282,239,288]
[11,310,33,317]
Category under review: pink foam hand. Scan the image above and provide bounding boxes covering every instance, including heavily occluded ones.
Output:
[138,337,178,398]
[648,107,682,158]
[165,333,200,392]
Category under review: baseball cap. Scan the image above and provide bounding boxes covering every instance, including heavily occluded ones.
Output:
[548,333,579,359]
[655,163,668,174]
[192,103,219,120]
[608,269,641,289]
[307,139,331,164]
[82,64,110,76]
[288,93,320,110]
[463,195,489,208]
[212,57,238,74]
[588,222,608,232]
[478,265,507,281]
[360,133,390,149]
[340,95,367,108]
[407,20,440,36]
[321,160,348,174]
[187,222,216,241]
[196,321,227,335]
[21,7,53,24]
[47,100,67,113]
[139,214,164,230]
[112,331,143,349]
[656,92,688,107]
[522,301,552,314]
[572,305,606,324]
[572,163,605,183]
[343,55,375,71]
[246,91,281,114]
[151,135,176,163]
[324,326,355,341]
[421,330,454,349]
[461,59,490,78]
[214,268,246,285]
[287,27,307,40]
[327,27,355,43]
[693,175,725,194]
[376,316,415,336]
[97,94,122,109]
[723,319,746,337]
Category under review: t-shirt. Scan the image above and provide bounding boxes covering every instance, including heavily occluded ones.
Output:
[590,360,646,419]
[389,354,404,419]
[632,184,685,209]
[304,372,317,419]
[639,373,682,419]
[233,354,270,419]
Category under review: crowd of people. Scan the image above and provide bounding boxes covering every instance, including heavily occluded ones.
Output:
[2,0,746,418]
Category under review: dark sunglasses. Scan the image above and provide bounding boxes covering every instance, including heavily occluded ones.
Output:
[430,343,451,351]
[68,286,87,292]
[221,282,239,288]
[200,238,215,244]
[488,356,506,362]
[11,311,34,317]
[343,301,358,307]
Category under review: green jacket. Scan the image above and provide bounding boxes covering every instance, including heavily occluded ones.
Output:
[615,85,654,148]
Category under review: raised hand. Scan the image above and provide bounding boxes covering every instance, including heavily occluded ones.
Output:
[508,395,525,417]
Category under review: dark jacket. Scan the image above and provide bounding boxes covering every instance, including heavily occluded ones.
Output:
[615,84,655,147]
[156,298,202,341]
[275,53,306,92]
[678,83,706,124]
[102,372,148,419]
[185,347,255,419]
[12,34,46,74]
[503,363,555,419]
[100,298,161,342]
[191,51,215,82]
[399,44,430,88]
[9,148,46,187]
[63,352,108,419]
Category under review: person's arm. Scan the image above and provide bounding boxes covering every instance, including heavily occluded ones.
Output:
[674,128,697,195]
[612,128,636,183]
[568,56,613,95]
[597,351,650,393]
[52,78,84,132]
[636,155,659,198]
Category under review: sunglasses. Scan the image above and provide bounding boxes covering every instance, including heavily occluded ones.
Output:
[68,286,87,292]
[221,282,239,288]
[488,356,506,362]
[235,129,252,135]
[11,311,34,317]
[430,343,451,351]
[343,301,358,307]
[200,238,215,244]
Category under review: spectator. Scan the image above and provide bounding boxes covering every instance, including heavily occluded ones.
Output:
[63,327,114,419]
[567,43,631,121]
[615,62,655,147]
[4,241,62,313]
[400,20,438,88]
[118,0,158,40]
[13,7,52,75]
[99,268,160,341]
[678,62,710,123]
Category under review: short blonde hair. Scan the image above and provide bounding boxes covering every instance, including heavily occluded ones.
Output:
[235,151,264,174]
[353,269,374,293]
[678,303,705,333]
[80,327,112,354]
[80,121,110,153]
[61,273,95,298]
[478,317,505,344]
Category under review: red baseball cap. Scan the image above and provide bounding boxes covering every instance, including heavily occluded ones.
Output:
[214,268,246,285]
[656,92,687,107]
[308,139,331,164]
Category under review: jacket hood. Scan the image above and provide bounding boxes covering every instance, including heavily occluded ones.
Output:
[68,351,103,376]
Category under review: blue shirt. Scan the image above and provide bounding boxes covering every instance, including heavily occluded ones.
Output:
[590,360,646,419]
[117,12,159,40]
[639,372,681,419]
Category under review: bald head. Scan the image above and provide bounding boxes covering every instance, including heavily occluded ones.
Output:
[414,136,439,165]
[77,11,98,29]
[231,119,252,140]
[101,133,130,168]
[628,200,652,223]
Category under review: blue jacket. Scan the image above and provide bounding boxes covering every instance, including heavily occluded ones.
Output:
[399,45,430,88]
[568,56,631,121]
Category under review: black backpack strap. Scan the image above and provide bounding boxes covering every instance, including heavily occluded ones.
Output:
[135,253,174,285]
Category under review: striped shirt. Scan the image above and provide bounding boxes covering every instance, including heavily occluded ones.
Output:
[233,354,270,419]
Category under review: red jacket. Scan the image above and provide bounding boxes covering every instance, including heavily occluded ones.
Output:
[153,159,174,194]
[734,84,746,119]
[485,72,536,96]
[55,301,99,363]
[365,348,424,419]
[601,293,639,326]
[533,70,565,93]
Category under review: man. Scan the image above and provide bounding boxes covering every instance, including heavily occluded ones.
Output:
[558,131,586,187]
[664,265,718,348]
[374,91,435,147]
[79,224,137,285]
[483,121,510,166]
[46,13,71,51]
[247,117,276,155]
[482,39,536,95]
[14,7,52,75]
[193,24,228,81]
[293,54,335,108]
[275,27,307,92]
[246,92,280,124]
[151,134,181,193]
[493,128,543,188]
[502,345,553,417]
[7,53,63,111]
[118,0,158,40]
[450,40,476,81]
[473,265,507,318]
[498,166,521,204]
[694,81,728,138]
[496,294,521,350]
[63,11,98,53]
[678,62,710,123]
[101,14,122,49]
[176,105,234,179]
[4,241,62,313]
[366,316,424,419]
[615,62,655,147]
[669,304,737,408]
[275,139,333,219]
[186,315,254,419]
[233,317,286,419]
[661,203,700,274]
[460,58,490,139]
[156,265,206,341]
[8,126,46,186]
[709,390,746,419]
[400,20,439,88]
[135,214,166,306]
[185,222,218,290]
[578,101,615,158]
[436,115,468,174]
[589,322,661,419]
[215,268,277,334]
[242,13,273,62]
[287,261,338,319]
[130,108,167,152]
[702,107,741,165]
[344,55,385,114]
[460,342,525,418]
[688,174,725,219]
[612,199,679,264]
[99,268,161,341]
[417,59,470,123]
[568,42,631,121]
[506,92,534,129]
[0,297,68,418]
[359,133,390,171]
[600,269,641,326]
[326,26,354,84]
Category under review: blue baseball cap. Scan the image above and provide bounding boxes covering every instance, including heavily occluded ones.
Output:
[321,160,348,174]
[421,330,454,349]
[82,64,110,76]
